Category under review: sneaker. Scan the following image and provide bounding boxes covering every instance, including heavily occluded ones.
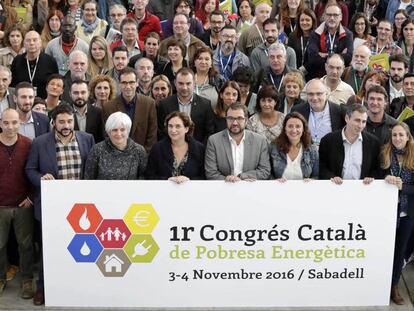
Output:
[21,279,33,299]
[6,265,19,281]
[0,280,6,295]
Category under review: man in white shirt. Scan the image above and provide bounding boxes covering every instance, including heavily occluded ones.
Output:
[205,103,271,181]
[319,104,381,184]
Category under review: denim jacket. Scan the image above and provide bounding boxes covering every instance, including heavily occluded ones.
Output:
[269,143,319,179]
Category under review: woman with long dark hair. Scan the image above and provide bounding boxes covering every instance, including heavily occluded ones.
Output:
[381,122,414,305]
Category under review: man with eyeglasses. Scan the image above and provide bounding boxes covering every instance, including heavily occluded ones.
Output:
[102,67,157,152]
[104,4,125,45]
[198,10,225,52]
[205,102,270,181]
[212,24,250,81]
[365,19,402,56]
[292,79,345,146]
[305,3,353,79]
[110,17,141,59]
[342,44,372,93]
[157,67,214,143]
[159,13,206,63]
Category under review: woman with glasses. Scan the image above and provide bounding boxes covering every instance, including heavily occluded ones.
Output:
[398,18,414,72]
[393,10,409,41]
[76,0,108,44]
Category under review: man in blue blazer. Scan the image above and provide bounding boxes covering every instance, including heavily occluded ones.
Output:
[205,103,271,181]
[25,103,94,305]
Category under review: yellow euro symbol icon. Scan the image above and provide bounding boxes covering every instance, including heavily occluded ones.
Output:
[132,210,150,227]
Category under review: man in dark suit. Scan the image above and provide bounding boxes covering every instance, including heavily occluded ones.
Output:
[158,67,214,143]
[0,65,16,114]
[14,82,49,140]
[292,79,345,146]
[25,103,94,305]
[319,104,381,184]
[70,80,103,143]
[102,67,157,152]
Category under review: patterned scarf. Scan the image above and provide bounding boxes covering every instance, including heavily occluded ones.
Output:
[81,16,99,34]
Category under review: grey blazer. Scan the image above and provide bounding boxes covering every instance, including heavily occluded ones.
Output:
[205,129,271,180]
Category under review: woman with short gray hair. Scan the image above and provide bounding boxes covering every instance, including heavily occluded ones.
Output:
[84,112,147,179]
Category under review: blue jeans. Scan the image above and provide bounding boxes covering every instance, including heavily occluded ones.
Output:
[0,207,34,281]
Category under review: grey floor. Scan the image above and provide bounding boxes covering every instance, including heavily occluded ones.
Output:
[1,264,414,311]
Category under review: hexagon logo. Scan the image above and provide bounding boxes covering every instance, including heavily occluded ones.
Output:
[124,204,159,234]
[67,234,103,263]
[124,234,159,263]
[95,219,131,248]
[96,249,132,277]
[67,203,103,233]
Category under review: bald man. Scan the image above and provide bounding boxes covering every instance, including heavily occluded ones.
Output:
[342,44,372,93]
[291,79,345,146]
[238,3,271,57]
[11,31,59,99]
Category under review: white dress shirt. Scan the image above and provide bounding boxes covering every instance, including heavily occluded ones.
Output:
[228,132,245,176]
[342,128,363,180]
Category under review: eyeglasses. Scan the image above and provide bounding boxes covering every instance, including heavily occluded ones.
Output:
[226,116,245,122]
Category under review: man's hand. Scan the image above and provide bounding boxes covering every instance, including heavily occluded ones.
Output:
[330,176,343,185]
[168,176,189,184]
[41,174,54,180]
[18,197,32,208]
[225,175,241,183]
[363,177,374,185]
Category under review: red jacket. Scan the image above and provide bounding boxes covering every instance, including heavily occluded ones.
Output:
[127,10,162,50]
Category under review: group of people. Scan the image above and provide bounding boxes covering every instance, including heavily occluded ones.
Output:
[0,0,414,307]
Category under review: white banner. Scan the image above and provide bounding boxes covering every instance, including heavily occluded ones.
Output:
[42,180,398,308]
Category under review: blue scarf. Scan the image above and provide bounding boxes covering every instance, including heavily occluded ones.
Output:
[81,16,99,34]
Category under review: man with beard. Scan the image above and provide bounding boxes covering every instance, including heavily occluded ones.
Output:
[212,25,250,81]
[365,85,397,145]
[135,57,154,96]
[70,80,103,142]
[305,3,353,79]
[342,45,372,93]
[387,54,409,102]
[14,82,49,140]
[389,73,414,118]
[250,18,297,72]
[320,54,355,105]
[45,15,89,76]
[198,10,225,52]
[205,103,271,181]
[365,20,402,56]
[158,67,214,143]
[26,103,94,305]
[61,51,90,103]
[238,3,272,57]
[109,45,129,94]
[10,31,59,100]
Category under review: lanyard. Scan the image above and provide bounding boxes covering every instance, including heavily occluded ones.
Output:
[300,36,308,65]
[269,73,284,92]
[376,43,386,55]
[310,108,326,141]
[219,50,233,78]
[256,24,265,44]
[290,23,296,34]
[194,74,208,95]
[328,32,336,54]
[26,55,39,84]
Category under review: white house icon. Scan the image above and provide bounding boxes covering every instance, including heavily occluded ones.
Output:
[103,254,124,273]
